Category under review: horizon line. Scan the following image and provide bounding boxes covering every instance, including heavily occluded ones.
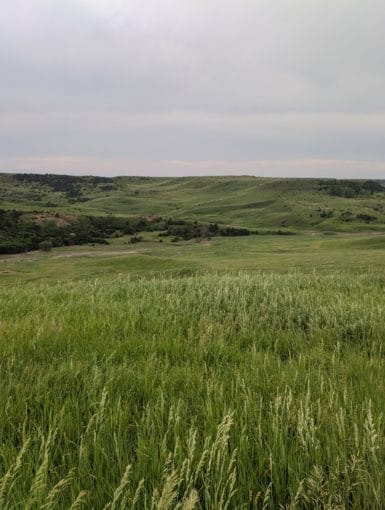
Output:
[0,169,383,181]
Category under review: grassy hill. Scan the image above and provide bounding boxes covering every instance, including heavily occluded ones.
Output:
[1,173,385,232]
[2,172,385,508]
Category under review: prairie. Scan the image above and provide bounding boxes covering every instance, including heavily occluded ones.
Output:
[0,233,384,284]
[1,270,385,508]
[1,173,385,232]
[1,175,385,508]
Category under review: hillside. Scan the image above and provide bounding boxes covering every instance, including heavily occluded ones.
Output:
[1,173,385,232]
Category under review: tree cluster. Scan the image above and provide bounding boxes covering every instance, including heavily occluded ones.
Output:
[0,211,161,254]
[158,219,251,240]
[12,174,116,202]
[0,211,259,255]
[318,180,385,198]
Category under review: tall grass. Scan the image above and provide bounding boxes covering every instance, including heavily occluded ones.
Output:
[1,271,385,508]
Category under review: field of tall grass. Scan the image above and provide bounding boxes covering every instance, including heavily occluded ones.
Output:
[1,271,385,508]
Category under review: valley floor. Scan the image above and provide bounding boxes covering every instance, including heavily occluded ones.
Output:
[1,232,385,283]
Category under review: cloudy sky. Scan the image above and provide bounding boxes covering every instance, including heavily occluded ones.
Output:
[1,0,385,177]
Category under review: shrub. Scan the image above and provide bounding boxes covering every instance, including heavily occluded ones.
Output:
[39,240,53,252]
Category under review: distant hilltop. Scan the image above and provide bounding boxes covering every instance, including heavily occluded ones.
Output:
[1,173,385,233]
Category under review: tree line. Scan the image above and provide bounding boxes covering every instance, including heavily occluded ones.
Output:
[0,211,259,254]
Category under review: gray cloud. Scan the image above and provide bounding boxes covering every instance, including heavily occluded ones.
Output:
[1,0,385,176]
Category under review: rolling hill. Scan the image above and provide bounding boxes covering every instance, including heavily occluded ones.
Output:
[1,173,385,232]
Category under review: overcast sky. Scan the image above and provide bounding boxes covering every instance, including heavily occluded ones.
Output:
[1,0,385,177]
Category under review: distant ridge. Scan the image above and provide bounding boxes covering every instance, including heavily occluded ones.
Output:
[1,173,385,232]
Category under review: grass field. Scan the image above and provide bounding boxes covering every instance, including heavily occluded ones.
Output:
[2,173,385,232]
[1,233,385,284]
[1,270,385,508]
[2,174,385,508]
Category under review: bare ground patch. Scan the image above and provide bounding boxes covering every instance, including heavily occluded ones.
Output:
[53,249,148,258]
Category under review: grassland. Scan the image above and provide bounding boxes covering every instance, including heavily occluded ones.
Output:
[2,174,385,508]
[1,232,385,284]
[1,173,385,232]
[1,271,385,508]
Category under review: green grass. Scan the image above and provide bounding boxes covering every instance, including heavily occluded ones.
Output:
[1,271,385,508]
[2,173,385,232]
[1,233,385,284]
[2,174,385,507]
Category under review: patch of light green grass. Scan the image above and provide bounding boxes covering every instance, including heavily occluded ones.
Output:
[1,272,385,507]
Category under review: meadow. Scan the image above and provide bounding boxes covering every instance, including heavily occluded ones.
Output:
[2,175,385,508]
[1,173,385,232]
[1,270,385,508]
[1,233,385,284]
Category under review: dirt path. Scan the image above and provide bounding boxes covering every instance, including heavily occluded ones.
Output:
[53,249,148,258]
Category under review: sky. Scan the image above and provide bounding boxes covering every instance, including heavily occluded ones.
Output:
[1,0,385,178]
